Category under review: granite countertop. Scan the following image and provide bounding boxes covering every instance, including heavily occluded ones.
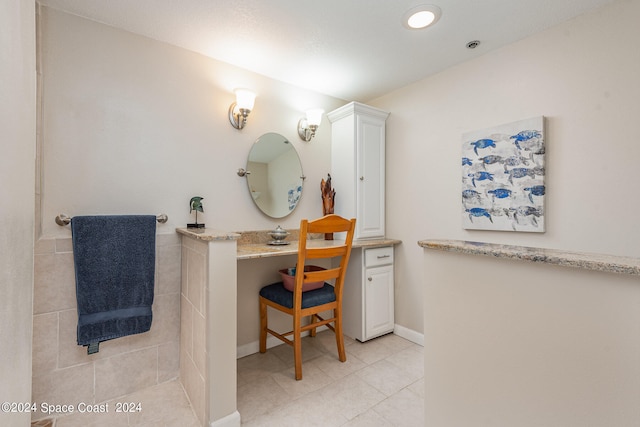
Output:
[176,227,241,242]
[418,239,640,276]
[238,238,401,260]
[177,227,400,259]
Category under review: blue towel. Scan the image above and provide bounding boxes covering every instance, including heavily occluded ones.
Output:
[71,215,156,352]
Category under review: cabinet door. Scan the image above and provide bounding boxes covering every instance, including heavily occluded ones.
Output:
[356,114,385,239]
[364,264,394,340]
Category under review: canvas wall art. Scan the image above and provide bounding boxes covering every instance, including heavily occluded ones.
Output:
[461,116,545,232]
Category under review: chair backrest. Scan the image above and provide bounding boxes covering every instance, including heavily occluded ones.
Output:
[293,214,356,303]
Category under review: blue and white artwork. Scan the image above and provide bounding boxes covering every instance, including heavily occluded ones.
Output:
[288,185,302,211]
[461,117,545,232]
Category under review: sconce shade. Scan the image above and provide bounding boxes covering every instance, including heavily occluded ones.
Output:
[305,109,324,127]
[298,109,324,142]
[229,88,256,130]
[235,88,256,110]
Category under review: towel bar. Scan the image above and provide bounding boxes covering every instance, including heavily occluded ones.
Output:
[55,213,168,226]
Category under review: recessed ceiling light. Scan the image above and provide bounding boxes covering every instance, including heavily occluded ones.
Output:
[403,5,442,30]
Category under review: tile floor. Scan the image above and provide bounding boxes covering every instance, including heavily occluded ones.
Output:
[237,331,424,426]
[34,332,423,427]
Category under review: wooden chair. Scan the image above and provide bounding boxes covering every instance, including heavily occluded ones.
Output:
[259,214,356,380]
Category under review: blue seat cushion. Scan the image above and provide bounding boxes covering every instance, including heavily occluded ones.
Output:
[260,282,336,309]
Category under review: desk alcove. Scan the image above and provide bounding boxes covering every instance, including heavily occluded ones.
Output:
[177,227,400,426]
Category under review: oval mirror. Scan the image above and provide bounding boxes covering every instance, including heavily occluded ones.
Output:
[245,132,304,218]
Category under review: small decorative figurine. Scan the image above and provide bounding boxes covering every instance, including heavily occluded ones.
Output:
[320,174,336,239]
[187,196,205,229]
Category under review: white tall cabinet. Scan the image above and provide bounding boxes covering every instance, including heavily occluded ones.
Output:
[328,102,389,240]
[329,102,394,341]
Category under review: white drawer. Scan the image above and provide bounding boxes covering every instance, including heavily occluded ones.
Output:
[364,246,394,267]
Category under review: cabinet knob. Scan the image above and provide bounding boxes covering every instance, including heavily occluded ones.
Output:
[360,176,364,181]
[367,277,372,281]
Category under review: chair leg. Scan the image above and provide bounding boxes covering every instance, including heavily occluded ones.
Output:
[309,314,317,337]
[294,317,303,380]
[259,297,267,353]
[334,307,346,362]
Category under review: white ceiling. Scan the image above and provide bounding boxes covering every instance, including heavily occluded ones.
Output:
[37,0,614,102]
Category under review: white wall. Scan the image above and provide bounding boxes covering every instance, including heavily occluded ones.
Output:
[373,0,640,335]
[423,250,639,426]
[39,7,345,240]
[373,0,640,425]
[0,1,35,426]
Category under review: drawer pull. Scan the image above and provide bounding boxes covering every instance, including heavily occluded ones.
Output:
[377,255,390,259]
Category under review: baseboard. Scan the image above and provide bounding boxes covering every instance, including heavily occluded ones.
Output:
[237,335,284,359]
[393,324,424,346]
[209,410,241,427]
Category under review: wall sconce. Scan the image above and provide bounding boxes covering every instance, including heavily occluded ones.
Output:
[297,109,324,142]
[228,88,256,130]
